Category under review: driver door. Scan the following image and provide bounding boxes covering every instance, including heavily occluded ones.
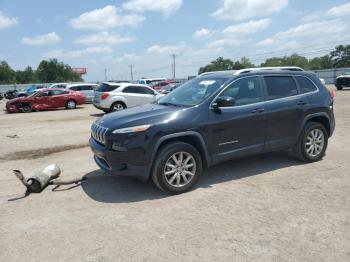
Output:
[207,76,266,164]
[33,91,52,108]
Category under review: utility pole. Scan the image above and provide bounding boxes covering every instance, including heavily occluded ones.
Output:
[129,65,134,81]
[171,54,176,79]
[104,68,107,81]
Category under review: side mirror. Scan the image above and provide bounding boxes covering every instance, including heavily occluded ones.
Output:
[212,96,235,109]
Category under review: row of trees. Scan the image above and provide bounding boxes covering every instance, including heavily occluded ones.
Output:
[199,45,350,74]
[0,59,83,85]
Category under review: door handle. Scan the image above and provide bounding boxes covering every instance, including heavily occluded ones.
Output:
[251,108,265,113]
[297,101,308,106]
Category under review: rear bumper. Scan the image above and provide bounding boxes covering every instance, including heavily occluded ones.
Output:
[89,137,151,181]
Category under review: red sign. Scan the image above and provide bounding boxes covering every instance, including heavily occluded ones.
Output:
[72,68,87,74]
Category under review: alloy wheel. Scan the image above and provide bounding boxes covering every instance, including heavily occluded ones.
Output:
[305,128,325,157]
[164,151,196,188]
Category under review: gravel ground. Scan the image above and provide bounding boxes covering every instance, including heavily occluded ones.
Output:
[0,91,349,262]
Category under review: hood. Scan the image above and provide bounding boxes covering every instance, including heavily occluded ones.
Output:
[96,103,187,129]
[8,97,28,103]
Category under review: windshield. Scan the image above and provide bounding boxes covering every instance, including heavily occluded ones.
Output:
[157,77,229,106]
[27,91,41,98]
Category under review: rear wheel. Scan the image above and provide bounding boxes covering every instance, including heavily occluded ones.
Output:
[294,122,328,162]
[110,102,126,112]
[152,142,202,194]
[66,100,77,109]
[336,86,343,90]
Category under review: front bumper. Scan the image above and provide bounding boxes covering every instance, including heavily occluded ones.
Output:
[89,137,151,181]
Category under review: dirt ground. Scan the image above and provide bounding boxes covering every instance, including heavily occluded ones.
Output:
[0,91,349,262]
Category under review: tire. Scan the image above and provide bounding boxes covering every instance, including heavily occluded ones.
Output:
[294,122,328,162]
[66,100,77,109]
[336,86,343,91]
[21,103,32,113]
[109,102,126,113]
[152,142,203,194]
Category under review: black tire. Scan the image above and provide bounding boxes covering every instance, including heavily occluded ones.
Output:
[152,142,203,194]
[336,86,343,91]
[65,100,77,109]
[109,102,126,113]
[21,103,32,113]
[294,122,328,162]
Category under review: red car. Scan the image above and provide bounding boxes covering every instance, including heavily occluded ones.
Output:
[5,88,86,113]
[151,80,178,90]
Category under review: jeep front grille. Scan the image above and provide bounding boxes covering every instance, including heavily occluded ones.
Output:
[91,122,108,145]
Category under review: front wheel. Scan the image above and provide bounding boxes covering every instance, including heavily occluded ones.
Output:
[152,142,202,194]
[21,103,32,113]
[66,100,77,109]
[294,122,328,162]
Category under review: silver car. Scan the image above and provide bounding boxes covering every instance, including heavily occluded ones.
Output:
[66,83,99,103]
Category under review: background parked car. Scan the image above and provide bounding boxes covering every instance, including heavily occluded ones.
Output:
[5,88,85,113]
[159,83,182,94]
[138,78,166,86]
[48,83,69,89]
[66,83,98,103]
[151,80,179,91]
[93,82,163,113]
[335,72,350,90]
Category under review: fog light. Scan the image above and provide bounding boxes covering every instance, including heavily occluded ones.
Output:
[112,143,127,152]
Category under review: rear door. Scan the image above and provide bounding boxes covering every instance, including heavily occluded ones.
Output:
[80,85,94,101]
[49,90,70,107]
[262,75,306,150]
[122,86,156,107]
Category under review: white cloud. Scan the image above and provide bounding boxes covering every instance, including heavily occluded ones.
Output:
[75,32,136,46]
[0,12,18,29]
[213,0,288,21]
[123,0,182,16]
[147,43,186,55]
[205,38,249,50]
[193,28,211,39]
[21,32,61,45]
[327,2,350,17]
[42,49,65,58]
[70,5,145,30]
[257,38,274,46]
[223,18,270,36]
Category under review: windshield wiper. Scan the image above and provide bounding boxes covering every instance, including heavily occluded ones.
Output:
[158,102,182,107]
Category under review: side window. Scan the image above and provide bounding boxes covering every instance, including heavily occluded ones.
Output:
[123,86,139,94]
[295,76,317,94]
[138,86,155,95]
[220,76,262,106]
[51,90,68,96]
[70,86,80,91]
[264,76,298,100]
[81,85,93,91]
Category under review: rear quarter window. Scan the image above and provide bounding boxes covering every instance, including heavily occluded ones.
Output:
[264,76,298,100]
[295,76,317,94]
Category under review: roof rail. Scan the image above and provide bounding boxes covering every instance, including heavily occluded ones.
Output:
[199,66,304,76]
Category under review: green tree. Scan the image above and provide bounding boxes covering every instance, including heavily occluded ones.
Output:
[36,59,82,83]
[309,55,333,70]
[0,61,16,84]
[261,54,309,68]
[15,66,38,84]
[198,57,255,74]
[198,57,235,74]
[330,45,350,68]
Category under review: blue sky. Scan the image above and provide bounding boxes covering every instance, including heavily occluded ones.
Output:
[0,0,350,81]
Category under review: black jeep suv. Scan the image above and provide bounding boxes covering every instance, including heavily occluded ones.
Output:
[90,69,335,194]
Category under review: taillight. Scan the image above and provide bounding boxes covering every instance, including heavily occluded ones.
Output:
[101,92,109,100]
[329,88,334,98]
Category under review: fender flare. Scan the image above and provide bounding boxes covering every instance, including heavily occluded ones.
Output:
[150,131,211,167]
[300,112,331,135]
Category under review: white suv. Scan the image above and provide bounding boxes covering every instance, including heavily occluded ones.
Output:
[93,82,163,113]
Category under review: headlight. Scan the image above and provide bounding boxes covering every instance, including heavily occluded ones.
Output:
[112,124,151,134]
